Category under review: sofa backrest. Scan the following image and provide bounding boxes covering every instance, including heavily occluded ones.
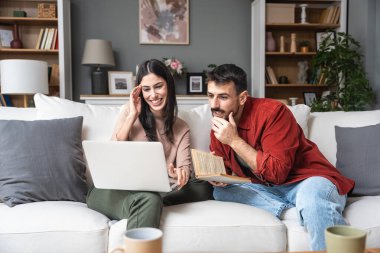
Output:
[1,94,311,153]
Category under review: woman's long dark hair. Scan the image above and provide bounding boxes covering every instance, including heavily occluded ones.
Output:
[135,59,178,142]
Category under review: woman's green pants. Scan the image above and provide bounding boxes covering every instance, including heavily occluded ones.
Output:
[86,179,213,230]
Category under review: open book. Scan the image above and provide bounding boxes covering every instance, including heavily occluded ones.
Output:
[191,149,251,184]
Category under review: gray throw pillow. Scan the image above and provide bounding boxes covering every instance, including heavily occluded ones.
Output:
[0,117,88,207]
[335,123,380,196]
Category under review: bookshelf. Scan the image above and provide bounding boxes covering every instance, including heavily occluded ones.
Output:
[251,0,347,105]
[0,0,72,107]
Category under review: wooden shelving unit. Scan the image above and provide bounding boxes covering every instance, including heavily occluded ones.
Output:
[0,0,72,107]
[251,0,347,104]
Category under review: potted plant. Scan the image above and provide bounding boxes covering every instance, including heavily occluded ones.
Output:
[299,40,310,53]
[310,32,375,112]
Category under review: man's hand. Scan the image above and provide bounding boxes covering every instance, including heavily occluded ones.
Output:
[212,112,240,146]
[168,163,189,190]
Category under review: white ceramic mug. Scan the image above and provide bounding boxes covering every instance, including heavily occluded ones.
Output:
[325,225,366,253]
[111,227,162,253]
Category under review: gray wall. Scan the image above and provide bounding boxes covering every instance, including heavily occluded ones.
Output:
[348,0,380,109]
[70,0,252,101]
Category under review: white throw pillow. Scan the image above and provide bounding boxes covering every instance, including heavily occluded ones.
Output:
[287,104,311,138]
[178,104,212,152]
[34,94,121,140]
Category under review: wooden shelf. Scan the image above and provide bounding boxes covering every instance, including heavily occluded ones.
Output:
[0,17,58,26]
[266,52,316,56]
[266,84,327,87]
[0,48,59,54]
[266,23,340,30]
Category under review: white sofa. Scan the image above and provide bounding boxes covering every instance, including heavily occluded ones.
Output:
[0,94,379,253]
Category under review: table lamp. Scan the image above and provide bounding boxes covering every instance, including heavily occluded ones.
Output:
[0,59,49,107]
[81,39,115,94]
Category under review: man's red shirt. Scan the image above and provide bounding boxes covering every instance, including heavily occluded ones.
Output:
[210,97,354,195]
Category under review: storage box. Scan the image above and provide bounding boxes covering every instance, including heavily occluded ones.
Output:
[266,4,295,24]
[37,3,56,18]
[13,11,27,17]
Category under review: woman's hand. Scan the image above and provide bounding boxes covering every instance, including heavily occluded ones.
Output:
[129,85,142,119]
[168,163,189,190]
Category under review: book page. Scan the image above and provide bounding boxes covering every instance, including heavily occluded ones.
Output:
[191,149,250,184]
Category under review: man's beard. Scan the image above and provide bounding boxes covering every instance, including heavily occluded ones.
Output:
[211,108,228,120]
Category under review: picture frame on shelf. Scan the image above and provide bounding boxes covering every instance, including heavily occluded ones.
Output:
[0,25,14,48]
[315,31,335,51]
[108,71,134,95]
[303,92,317,106]
[139,0,189,45]
[186,73,205,95]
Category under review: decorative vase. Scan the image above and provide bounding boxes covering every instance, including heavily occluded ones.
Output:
[266,32,276,52]
[280,36,285,52]
[10,24,23,49]
[290,33,297,53]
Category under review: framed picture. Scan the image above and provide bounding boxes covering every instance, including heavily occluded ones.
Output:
[0,25,14,48]
[315,31,335,51]
[108,71,134,95]
[187,73,205,95]
[139,0,189,44]
[303,92,317,106]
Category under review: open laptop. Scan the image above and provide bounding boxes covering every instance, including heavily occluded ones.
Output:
[82,140,171,192]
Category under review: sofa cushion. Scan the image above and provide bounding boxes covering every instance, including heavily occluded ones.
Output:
[160,200,286,252]
[335,124,380,196]
[178,104,212,151]
[34,93,120,140]
[344,196,380,248]
[287,104,311,138]
[0,117,87,207]
[308,110,380,165]
[0,201,109,253]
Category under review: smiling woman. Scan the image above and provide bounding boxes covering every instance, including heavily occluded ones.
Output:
[86,58,213,231]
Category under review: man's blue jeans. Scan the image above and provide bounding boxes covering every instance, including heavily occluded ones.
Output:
[213,176,347,251]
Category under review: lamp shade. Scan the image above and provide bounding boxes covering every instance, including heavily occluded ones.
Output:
[81,39,115,67]
[0,59,49,94]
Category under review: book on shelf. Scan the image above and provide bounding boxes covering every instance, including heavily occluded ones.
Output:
[0,94,13,107]
[49,64,59,86]
[265,66,278,85]
[35,28,58,50]
[319,5,340,24]
[191,149,251,184]
[35,28,44,49]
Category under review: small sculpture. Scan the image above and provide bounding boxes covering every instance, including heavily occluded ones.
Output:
[297,61,309,84]
[299,4,308,24]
